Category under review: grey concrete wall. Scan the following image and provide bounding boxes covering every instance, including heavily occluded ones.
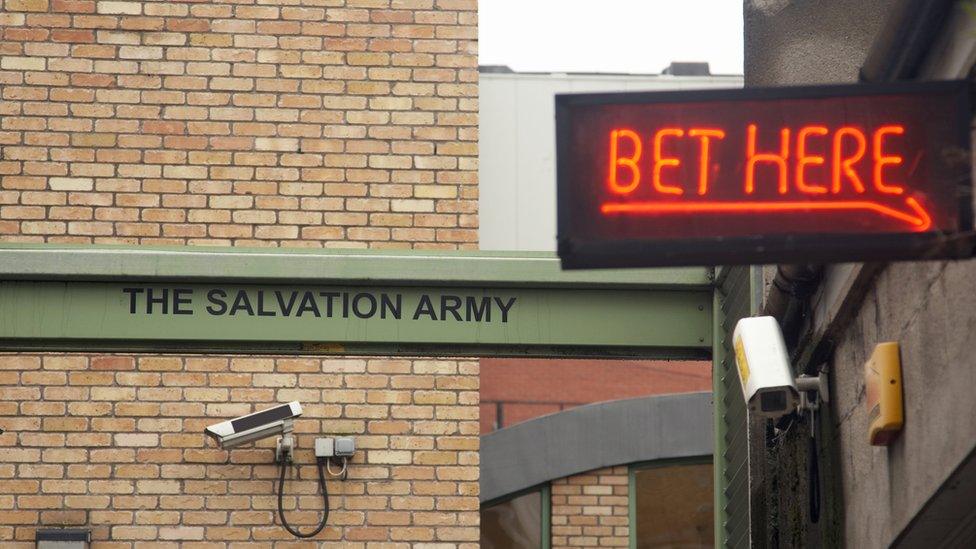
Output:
[744,0,894,86]
[744,1,976,547]
[831,261,976,546]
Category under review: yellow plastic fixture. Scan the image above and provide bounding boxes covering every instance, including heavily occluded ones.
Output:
[864,342,903,446]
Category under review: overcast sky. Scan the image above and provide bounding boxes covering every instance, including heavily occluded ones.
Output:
[478,0,743,75]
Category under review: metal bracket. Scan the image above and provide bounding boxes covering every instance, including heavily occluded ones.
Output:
[276,435,294,463]
[275,418,295,463]
[796,373,829,413]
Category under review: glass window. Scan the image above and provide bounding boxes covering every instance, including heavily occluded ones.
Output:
[633,462,714,548]
[480,489,543,549]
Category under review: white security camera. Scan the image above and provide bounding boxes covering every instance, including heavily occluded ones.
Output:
[732,316,799,418]
[205,401,360,539]
[205,401,302,450]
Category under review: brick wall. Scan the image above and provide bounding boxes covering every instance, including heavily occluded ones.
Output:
[0,0,480,546]
[0,0,478,248]
[550,466,629,548]
[480,358,711,433]
[0,354,481,547]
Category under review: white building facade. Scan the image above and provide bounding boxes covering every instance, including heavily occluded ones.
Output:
[479,65,743,251]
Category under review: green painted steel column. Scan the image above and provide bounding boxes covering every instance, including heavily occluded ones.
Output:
[541,483,552,549]
[713,286,729,548]
[628,466,638,549]
[712,266,757,548]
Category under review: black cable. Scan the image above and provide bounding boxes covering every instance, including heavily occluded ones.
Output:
[277,457,330,538]
[808,430,821,524]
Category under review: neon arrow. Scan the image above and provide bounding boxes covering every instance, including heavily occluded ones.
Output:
[600,197,932,231]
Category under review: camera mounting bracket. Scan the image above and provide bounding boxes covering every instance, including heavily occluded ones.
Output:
[274,419,295,463]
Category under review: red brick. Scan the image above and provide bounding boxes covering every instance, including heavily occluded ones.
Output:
[90,356,135,371]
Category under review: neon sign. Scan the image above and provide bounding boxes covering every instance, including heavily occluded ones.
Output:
[604,123,929,229]
[556,82,972,268]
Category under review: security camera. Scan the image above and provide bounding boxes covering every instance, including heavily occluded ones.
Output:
[733,316,800,418]
[205,401,360,539]
[205,402,302,450]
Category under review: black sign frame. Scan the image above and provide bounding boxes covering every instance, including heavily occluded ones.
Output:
[556,80,974,269]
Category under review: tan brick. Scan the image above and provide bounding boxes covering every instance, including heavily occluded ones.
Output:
[0,449,42,463]
[0,0,480,540]
[96,1,140,15]
[143,32,186,46]
[7,0,49,12]
[138,357,182,371]
[0,355,42,370]
[49,177,94,191]
[119,46,162,60]
[21,371,67,385]
[1,56,46,71]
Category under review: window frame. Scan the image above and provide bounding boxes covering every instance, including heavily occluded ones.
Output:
[628,456,713,549]
[480,482,551,549]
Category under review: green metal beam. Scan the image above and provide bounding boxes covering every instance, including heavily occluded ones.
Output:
[0,243,713,289]
[0,245,714,359]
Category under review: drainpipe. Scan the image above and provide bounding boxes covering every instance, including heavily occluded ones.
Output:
[762,264,821,353]
[860,0,956,82]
